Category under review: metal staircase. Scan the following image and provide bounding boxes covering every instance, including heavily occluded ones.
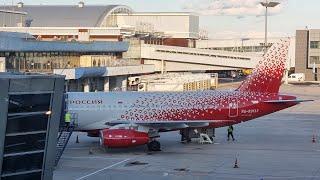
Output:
[55,124,75,166]
[55,93,78,166]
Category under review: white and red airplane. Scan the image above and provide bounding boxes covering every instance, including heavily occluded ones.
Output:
[66,40,310,151]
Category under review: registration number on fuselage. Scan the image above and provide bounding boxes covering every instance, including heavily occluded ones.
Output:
[241,109,259,114]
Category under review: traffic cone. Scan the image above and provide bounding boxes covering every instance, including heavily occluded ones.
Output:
[76,135,79,143]
[233,157,239,168]
[312,134,316,143]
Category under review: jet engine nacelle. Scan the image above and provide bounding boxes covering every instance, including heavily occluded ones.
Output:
[100,129,149,148]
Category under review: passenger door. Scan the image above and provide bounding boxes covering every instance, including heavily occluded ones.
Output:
[228,95,238,117]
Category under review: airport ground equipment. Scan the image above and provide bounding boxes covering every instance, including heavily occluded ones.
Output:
[129,73,218,92]
[55,125,75,166]
[234,157,239,168]
[0,73,64,180]
[55,113,78,166]
[312,134,316,143]
[199,133,213,144]
[181,128,215,143]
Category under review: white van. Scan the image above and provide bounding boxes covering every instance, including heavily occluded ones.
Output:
[288,73,305,82]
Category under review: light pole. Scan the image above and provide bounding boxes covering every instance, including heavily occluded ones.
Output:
[260,0,280,52]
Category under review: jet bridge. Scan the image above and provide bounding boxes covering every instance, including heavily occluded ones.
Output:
[0,72,64,180]
[139,44,262,71]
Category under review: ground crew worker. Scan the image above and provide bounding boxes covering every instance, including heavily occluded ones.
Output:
[227,125,235,141]
[65,112,71,128]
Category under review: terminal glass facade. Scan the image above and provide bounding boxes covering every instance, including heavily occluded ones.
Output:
[0,51,121,73]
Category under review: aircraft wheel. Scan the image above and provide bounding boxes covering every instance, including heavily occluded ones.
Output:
[99,136,103,147]
[148,140,161,151]
[99,131,109,151]
[99,131,104,147]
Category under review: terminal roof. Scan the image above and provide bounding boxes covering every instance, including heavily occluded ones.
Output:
[0,31,129,52]
[0,5,133,27]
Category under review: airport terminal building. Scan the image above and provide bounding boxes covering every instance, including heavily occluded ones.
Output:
[1,2,298,92]
[0,3,198,43]
[0,32,155,92]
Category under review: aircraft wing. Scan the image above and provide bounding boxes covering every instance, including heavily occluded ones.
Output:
[137,122,209,129]
[263,99,313,103]
[106,120,236,130]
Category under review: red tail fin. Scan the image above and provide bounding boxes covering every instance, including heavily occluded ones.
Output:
[238,40,290,94]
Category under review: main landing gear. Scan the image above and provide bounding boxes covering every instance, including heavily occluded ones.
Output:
[180,128,192,143]
[147,129,161,151]
[147,140,161,151]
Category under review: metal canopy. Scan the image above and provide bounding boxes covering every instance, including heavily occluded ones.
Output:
[260,1,280,7]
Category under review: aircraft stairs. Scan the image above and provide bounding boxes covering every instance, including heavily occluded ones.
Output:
[55,114,78,166]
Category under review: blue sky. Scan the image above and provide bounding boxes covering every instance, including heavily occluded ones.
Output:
[5,0,320,39]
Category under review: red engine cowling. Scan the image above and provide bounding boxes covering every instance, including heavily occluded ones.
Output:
[100,129,150,148]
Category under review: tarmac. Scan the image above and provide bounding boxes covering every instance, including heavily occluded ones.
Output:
[54,84,320,180]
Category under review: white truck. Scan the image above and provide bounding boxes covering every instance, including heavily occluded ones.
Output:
[288,73,305,82]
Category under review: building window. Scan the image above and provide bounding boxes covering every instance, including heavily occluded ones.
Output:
[310,56,320,65]
[310,41,320,49]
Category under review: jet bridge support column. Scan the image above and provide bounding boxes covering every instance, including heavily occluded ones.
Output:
[121,76,127,91]
[104,77,110,92]
[84,78,90,92]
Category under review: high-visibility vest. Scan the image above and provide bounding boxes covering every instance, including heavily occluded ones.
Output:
[65,113,71,123]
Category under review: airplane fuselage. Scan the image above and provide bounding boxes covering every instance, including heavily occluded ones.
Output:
[67,90,297,131]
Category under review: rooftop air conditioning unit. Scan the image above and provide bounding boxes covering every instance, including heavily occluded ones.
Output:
[17,2,24,8]
[78,1,85,8]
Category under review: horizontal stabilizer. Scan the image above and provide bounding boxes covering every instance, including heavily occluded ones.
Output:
[264,99,313,103]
